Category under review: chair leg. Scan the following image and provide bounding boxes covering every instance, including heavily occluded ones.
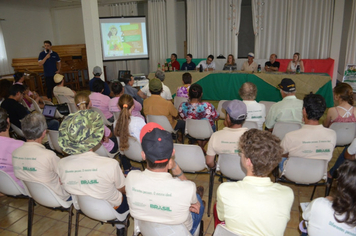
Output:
[75,209,80,236]
[141,162,145,170]
[67,205,73,236]
[27,198,35,236]
[208,169,215,217]
[310,185,317,200]
[199,220,204,236]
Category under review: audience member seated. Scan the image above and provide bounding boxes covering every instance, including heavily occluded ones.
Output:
[241,52,258,72]
[138,70,172,101]
[279,93,336,172]
[53,74,76,103]
[178,84,219,152]
[265,78,303,131]
[216,129,294,236]
[143,78,185,139]
[264,54,280,72]
[205,100,248,168]
[89,79,114,122]
[196,55,216,71]
[113,94,145,175]
[181,53,196,71]
[0,107,24,188]
[176,72,192,98]
[287,52,304,73]
[303,160,356,236]
[223,54,237,71]
[169,53,180,71]
[1,84,59,131]
[109,81,144,120]
[75,92,118,154]
[328,138,356,181]
[239,82,266,130]
[125,123,205,235]
[89,66,112,97]
[57,110,127,235]
[323,82,356,127]
[0,79,12,104]
[12,112,69,200]
[122,74,143,106]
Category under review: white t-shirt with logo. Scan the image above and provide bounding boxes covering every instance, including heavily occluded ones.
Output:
[243,100,266,130]
[57,151,125,207]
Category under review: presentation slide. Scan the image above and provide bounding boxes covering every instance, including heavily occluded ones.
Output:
[99,17,149,61]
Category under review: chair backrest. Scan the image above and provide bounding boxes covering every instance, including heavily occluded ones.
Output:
[22,180,72,208]
[29,97,42,113]
[56,95,78,113]
[217,100,228,119]
[146,115,175,133]
[174,144,207,172]
[329,122,356,146]
[90,107,113,126]
[213,224,241,236]
[94,144,116,158]
[76,194,129,222]
[47,130,63,154]
[121,137,144,162]
[135,219,192,236]
[282,157,328,184]
[242,121,258,129]
[217,154,246,180]
[259,101,275,116]
[174,96,188,111]
[10,123,25,138]
[0,170,27,196]
[113,111,120,120]
[185,119,213,140]
[20,99,32,111]
[272,122,302,140]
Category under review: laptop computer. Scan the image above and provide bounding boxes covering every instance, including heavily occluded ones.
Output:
[42,105,57,118]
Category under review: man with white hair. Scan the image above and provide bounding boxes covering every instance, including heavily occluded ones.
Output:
[138,70,172,100]
[265,78,303,131]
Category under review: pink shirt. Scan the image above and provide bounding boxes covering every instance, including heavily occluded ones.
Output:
[89,92,113,119]
[101,126,114,152]
[0,136,24,188]
[109,96,144,120]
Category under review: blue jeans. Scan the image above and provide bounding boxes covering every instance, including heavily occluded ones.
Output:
[329,145,348,177]
[190,194,204,235]
[115,194,129,214]
[279,157,287,172]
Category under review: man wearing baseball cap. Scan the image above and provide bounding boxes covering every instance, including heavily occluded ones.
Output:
[125,122,204,234]
[265,78,303,131]
[57,110,128,235]
[241,52,258,72]
[89,66,112,97]
[53,74,76,103]
[205,100,249,168]
[138,70,172,101]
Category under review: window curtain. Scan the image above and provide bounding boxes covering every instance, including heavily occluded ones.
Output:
[187,0,242,58]
[147,0,168,72]
[252,0,334,59]
[0,23,11,75]
[345,0,356,65]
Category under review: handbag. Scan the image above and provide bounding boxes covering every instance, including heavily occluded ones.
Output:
[56,103,70,116]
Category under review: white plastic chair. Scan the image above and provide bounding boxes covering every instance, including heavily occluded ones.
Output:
[213,224,241,236]
[113,111,120,120]
[329,122,356,146]
[242,120,258,129]
[90,106,113,126]
[174,96,188,111]
[134,219,202,236]
[146,115,179,142]
[10,123,25,139]
[22,180,73,236]
[20,99,33,111]
[94,144,117,159]
[72,194,130,236]
[0,170,27,197]
[56,94,78,114]
[185,119,213,140]
[277,157,329,200]
[272,122,302,140]
[259,101,276,116]
[217,154,246,181]
[28,97,42,113]
[119,137,145,169]
[47,130,63,154]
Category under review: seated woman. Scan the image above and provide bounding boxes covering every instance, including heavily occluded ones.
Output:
[176,72,192,98]
[179,83,219,152]
[323,82,356,128]
[114,94,145,175]
[109,81,144,120]
[303,160,356,236]
[223,54,237,71]
[89,79,114,122]
[75,92,118,155]
[286,52,304,73]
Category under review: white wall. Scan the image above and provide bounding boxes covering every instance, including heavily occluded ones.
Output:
[0,0,54,72]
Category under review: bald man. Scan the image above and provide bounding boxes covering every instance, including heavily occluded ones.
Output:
[264,54,280,72]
